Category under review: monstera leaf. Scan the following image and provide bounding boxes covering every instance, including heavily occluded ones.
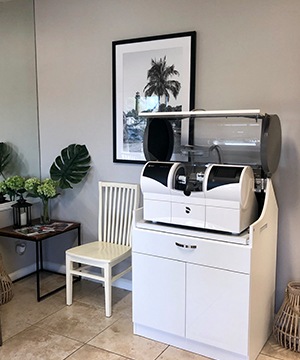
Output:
[50,144,91,189]
[0,142,11,178]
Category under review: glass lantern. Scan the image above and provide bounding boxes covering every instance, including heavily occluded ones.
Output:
[12,198,32,229]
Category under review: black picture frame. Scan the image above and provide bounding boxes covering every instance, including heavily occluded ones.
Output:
[112,31,196,164]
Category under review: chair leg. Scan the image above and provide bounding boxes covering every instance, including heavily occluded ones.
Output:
[104,265,112,317]
[66,256,73,305]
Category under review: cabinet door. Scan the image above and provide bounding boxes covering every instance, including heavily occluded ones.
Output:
[132,252,185,337]
[186,263,250,355]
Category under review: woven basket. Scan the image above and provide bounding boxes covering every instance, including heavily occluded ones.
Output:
[0,254,13,305]
[273,281,300,352]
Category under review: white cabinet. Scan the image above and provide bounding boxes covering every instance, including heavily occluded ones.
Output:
[132,180,278,360]
[133,252,250,355]
[133,253,185,337]
[186,263,249,355]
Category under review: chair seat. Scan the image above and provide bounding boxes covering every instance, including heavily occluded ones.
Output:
[66,241,131,263]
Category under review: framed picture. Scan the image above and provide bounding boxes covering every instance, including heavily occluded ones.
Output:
[112,31,196,164]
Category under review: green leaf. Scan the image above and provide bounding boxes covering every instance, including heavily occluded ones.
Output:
[50,144,91,189]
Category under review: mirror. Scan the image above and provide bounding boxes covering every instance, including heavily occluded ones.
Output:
[0,0,40,180]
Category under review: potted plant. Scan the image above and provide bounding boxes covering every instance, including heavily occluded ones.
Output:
[25,144,91,223]
[24,178,59,224]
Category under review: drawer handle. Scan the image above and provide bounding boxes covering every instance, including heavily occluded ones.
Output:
[175,242,197,249]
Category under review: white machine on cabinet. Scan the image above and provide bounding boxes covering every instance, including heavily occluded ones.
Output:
[132,109,281,360]
[141,162,258,234]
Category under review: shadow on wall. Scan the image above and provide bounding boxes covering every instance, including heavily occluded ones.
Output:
[275,138,300,311]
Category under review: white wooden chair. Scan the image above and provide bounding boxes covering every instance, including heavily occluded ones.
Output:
[66,181,139,317]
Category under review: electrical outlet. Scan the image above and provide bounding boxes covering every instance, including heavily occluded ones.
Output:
[15,242,26,255]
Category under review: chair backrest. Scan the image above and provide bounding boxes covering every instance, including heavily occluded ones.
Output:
[98,181,140,246]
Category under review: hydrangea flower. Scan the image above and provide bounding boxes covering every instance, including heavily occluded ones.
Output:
[5,175,25,191]
[37,179,58,199]
[3,175,25,200]
[24,177,41,196]
[25,178,59,200]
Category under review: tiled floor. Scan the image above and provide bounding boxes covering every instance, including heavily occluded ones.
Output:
[0,274,298,359]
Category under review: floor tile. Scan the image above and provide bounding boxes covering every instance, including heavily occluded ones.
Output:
[89,316,168,360]
[6,289,65,325]
[72,280,132,317]
[1,275,297,360]
[66,344,129,359]
[14,271,66,295]
[70,277,103,304]
[38,272,67,295]
[157,346,211,359]
[261,335,300,359]
[0,325,81,359]
[0,302,32,342]
[1,278,66,341]
[35,300,119,343]
[256,354,278,360]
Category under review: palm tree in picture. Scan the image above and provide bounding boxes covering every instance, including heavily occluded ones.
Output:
[143,56,181,108]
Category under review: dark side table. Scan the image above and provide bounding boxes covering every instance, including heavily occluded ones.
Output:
[0,220,81,301]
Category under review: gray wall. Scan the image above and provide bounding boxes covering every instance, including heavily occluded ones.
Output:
[34,0,300,308]
[0,0,40,275]
[0,0,40,178]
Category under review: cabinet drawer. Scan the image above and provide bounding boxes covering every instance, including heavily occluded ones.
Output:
[132,226,251,274]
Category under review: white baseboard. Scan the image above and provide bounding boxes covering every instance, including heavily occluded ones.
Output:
[43,261,66,273]
[9,262,65,281]
[9,262,132,292]
[113,278,132,291]
[9,264,36,281]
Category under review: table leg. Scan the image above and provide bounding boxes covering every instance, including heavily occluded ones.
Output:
[40,240,43,271]
[78,225,81,245]
[38,227,81,301]
[36,241,41,301]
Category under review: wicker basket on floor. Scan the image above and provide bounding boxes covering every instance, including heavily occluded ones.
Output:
[273,281,300,352]
[0,253,13,305]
